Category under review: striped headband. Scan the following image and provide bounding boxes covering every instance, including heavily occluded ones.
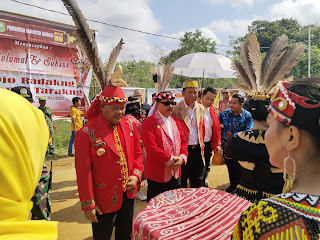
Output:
[127,98,140,104]
[93,95,128,104]
[156,92,176,100]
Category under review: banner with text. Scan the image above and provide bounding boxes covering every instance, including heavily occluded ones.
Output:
[0,10,92,115]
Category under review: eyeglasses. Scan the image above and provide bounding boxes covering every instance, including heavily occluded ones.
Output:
[222,92,229,94]
[159,101,176,106]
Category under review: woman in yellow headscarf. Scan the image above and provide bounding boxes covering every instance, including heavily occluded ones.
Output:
[0,88,57,239]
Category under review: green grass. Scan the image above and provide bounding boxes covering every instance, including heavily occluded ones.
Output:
[54,119,71,148]
[47,119,72,160]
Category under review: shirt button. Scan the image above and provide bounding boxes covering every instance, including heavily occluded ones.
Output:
[116,161,120,164]
[118,178,121,181]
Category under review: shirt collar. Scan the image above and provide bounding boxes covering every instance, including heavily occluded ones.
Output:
[159,111,170,121]
[230,109,244,117]
[183,99,197,111]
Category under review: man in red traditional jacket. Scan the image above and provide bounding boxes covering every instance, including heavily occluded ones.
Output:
[141,92,188,202]
[75,86,144,240]
[200,87,222,186]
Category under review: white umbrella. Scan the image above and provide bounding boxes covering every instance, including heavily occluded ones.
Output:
[171,52,236,79]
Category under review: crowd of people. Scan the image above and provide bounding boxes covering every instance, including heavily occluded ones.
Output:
[69,73,319,239]
[1,33,320,240]
[2,76,319,240]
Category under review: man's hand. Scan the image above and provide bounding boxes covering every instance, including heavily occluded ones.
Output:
[172,156,184,171]
[126,176,139,191]
[84,206,102,223]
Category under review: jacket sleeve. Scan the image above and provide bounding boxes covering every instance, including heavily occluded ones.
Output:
[75,128,96,211]
[141,117,172,165]
[176,119,188,164]
[131,123,144,182]
[210,108,222,152]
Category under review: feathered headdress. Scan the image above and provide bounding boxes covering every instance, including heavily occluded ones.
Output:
[62,0,127,89]
[150,64,174,93]
[232,32,305,99]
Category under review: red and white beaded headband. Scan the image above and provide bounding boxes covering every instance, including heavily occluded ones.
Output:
[156,92,176,100]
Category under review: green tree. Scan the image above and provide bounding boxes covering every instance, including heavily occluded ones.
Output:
[117,60,155,88]
[160,29,217,64]
[160,30,219,88]
[227,19,302,57]
[290,46,320,78]
[227,18,320,79]
[293,25,320,49]
[250,18,301,53]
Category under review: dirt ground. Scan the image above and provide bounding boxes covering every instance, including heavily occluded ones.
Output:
[50,157,230,240]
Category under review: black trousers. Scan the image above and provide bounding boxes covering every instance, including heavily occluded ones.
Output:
[225,158,241,190]
[203,142,213,186]
[147,177,181,202]
[92,193,134,240]
[204,142,212,173]
[181,144,205,188]
[222,139,240,191]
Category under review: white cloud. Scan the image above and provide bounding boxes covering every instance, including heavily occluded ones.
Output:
[201,19,254,53]
[206,0,254,7]
[207,19,253,38]
[4,0,318,63]
[157,19,253,55]
[270,0,320,25]
[0,0,162,61]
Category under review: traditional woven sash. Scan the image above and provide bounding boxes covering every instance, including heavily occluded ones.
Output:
[113,125,129,191]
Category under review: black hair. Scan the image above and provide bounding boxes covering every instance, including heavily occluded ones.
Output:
[286,77,320,150]
[125,96,141,119]
[248,99,270,121]
[198,91,202,98]
[203,87,217,96]
[286,77,320,102]
[231,94,244,104]
[72,97,80,105]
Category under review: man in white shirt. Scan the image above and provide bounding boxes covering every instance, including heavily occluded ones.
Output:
[141,92,188,202]
[173,80,206,188]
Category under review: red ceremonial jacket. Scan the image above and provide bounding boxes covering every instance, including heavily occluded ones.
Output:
[173,101,206,164]
[141,112,188,183]
[209,105,221,153]
[75,114,144,214]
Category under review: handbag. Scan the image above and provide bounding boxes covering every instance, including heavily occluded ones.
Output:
[212,149,225,165]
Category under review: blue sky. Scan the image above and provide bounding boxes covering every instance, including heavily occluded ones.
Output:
[0,0,319,61]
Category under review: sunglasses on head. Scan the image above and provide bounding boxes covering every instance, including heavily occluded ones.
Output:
[159,101,176,106]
